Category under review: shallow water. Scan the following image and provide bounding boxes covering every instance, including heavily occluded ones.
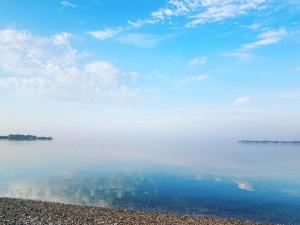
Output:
[0,139,300,224]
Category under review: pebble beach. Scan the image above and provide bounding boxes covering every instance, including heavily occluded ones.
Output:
[0,198,270,225]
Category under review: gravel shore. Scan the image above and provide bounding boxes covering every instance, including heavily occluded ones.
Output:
[0,197,270,225]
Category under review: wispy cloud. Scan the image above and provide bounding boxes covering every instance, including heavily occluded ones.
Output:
[133,0,267,28]
[242,28,288,50]
[127,19,156,28]
[223,50,252,60]
[246,22,264,31]
[117,33,168,48]
[60,1,78,8]
[225,27,288,59]
[190,74,210,81]
[190,56,207,66]
[187,0,266,27]
[232,96,252,106]
[177,74,210,89]
[87,28,122,41]
[91,0,268,42]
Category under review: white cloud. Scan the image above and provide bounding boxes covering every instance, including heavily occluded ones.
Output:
[84,61,119,85]
[242,28,288,50]
[53,32,72,46]
[88,0,268,44]
[226,27,287,59]
[0,29,138,103]
[151,0,266,27]
[125,0,267,30]
[232,96,252,106]
[152,8,177,20]
[187,0,266,27]
[151,0,199,21]
[60,1,78,8]
[127,19,156,28]
[127,20,143,28]
[190,56,207,66]
[236,181,254,191]
[88,28,122,41]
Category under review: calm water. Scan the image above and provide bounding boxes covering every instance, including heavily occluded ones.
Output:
[0,140,300,224]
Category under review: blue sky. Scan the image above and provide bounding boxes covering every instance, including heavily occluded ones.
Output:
[0,0,300,140]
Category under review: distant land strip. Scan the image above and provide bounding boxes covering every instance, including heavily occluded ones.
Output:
[239,140,300,144]
[0,134,53,141]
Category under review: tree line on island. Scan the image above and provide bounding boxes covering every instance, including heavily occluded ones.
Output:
[0,134,53,141]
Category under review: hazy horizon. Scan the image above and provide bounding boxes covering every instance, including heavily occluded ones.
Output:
[1,0,300,142]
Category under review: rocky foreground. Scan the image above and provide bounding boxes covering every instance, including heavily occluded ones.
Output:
[0,198,270,225]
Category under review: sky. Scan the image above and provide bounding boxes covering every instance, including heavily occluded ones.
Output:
[0,0,300,141]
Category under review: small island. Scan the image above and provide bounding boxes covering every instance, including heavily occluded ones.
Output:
[0,134,53,141]
[239,140,300,144]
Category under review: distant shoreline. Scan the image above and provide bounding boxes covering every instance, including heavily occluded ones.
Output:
[0,134,53,141]
[0,197,265,225]
[239,140,300,144]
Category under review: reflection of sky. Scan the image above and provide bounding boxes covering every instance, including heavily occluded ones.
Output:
[1,140,300,224]
[1,171,300,225]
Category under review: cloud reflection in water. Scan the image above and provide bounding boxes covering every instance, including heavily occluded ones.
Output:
[1,171,300,225]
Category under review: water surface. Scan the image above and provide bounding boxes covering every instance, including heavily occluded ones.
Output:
[1,139,300,224]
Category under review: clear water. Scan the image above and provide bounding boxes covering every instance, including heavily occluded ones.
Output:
[0,140,300,224]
